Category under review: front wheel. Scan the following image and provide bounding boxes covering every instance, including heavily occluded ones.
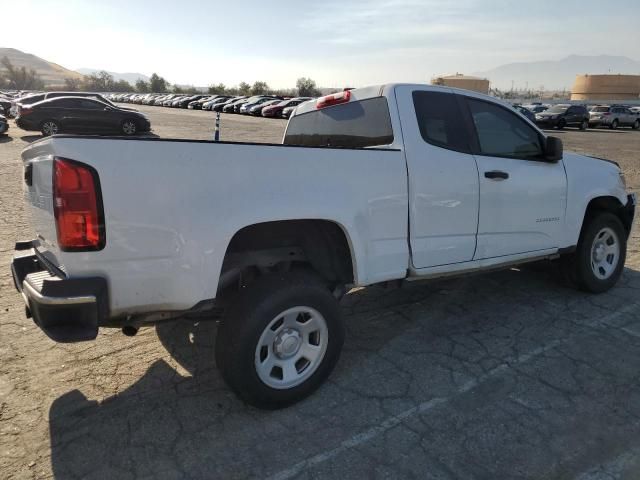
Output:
[556,119,566,129]
[633,120,640,130]
[121,119,137,135]
[579,119,588,130]
[215,271,344,409]
[561,211,626,293]
[610,119,619,130]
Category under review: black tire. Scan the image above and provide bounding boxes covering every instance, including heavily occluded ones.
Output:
[633,120,640,130]
[579,119,588,131]
[215,271,344,409]
[121,119,138,135]
[561,211,626,293]
[557,118,566,129]
[40,120,59,136]
[610,119,619,130]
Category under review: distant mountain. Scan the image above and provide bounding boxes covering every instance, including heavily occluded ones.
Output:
[76,68,150,84]
[473,55,640,91]
[0,47,84,87]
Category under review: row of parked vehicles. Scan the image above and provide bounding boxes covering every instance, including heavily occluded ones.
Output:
[519,102,640,130]
[107,92,315,119]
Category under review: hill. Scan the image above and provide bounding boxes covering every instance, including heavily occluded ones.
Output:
[473,55,640,91]
[0,47,84,87]
[76,68,150,84]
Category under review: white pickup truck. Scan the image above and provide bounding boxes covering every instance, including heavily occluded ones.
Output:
[12,84,636,408]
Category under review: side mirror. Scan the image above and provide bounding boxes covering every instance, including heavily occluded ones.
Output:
[544,136,563,162]
[104,106,113,111]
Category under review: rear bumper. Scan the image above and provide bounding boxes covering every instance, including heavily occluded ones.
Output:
[11,241,108,342]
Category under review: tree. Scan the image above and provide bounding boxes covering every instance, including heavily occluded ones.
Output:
[135,79,150,93]
[208,83,226,94]
[172,84,185,94]
[0,56,45,90]
[113,79,133,92]
[83,70,115,91]
[251,81,269,95]
[64,77,82,91]
[149,73,168,93]
[238,82,251,95]
[296,77,320,97]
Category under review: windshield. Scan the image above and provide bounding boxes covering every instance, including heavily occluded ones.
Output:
[546,105,569,114]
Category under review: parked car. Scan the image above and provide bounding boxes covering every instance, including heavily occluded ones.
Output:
[188,96,216,109]
[262,97,313,118]
[222,97,252,113]
[248,99,281,115]
[589,105,640,129]
[202,96,232,110]
[0,97,13,118]
[524,104,548,114]
[15,96,150,136]
[11,84,635,409]
[281,105,298,118]
[535,104,589,130]
[14,91,137,117]
[0,113,8,135]
[176,95,208,109]
[213,97,246,112]
[512,104,536,122]
[239,96,281,114]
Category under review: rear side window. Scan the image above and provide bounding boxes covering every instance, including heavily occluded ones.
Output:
[283,97,394,148]
[412,91,472,153]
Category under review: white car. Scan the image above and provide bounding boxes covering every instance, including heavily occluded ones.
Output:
[12,84,636,408]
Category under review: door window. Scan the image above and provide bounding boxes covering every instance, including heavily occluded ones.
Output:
[466,98,543,159]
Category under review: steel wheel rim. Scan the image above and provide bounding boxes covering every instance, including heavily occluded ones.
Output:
[123,121,136,134]
[255,306,328,390]
[43,122,58,135]
[590,227,620,280]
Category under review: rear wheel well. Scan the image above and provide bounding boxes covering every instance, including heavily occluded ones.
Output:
[583,196,631,236]
[219,220,355,294]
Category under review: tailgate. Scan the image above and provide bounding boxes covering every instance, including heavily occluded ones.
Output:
[21,139,60,258]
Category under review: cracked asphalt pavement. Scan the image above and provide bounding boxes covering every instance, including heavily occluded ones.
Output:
[1,106,639,479]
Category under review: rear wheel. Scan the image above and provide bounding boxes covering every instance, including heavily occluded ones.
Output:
[561,211,626,293]
[41,120,59,136]
[633,119,640,130]
[557,119,566,129]
[121,119,137,135]
[610,119,619,130]
[215,271,344,409]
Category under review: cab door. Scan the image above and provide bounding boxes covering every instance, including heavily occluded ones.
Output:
[461,95,567,259]
[395,85,480,268]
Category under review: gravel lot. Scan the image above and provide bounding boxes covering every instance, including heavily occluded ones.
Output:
[1,105,639,479]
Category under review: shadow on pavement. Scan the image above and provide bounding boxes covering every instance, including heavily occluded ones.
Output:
[0,135,13,143]
[48,264,640,479]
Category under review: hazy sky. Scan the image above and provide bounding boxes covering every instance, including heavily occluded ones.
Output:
[3,0,639,88]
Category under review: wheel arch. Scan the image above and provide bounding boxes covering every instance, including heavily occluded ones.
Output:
[218,219,358,294]
[581,195,632,237]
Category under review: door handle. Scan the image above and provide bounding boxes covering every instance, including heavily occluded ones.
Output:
[484,170,509,180]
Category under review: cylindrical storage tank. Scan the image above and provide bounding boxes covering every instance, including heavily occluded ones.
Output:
[571,74,640,100]
[431,74,490,94]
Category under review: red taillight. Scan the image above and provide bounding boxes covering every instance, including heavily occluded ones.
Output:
[316,90,351,109]
[53,158,105,251]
